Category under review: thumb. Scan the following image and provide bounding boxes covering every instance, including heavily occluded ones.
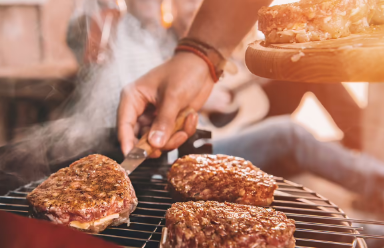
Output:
[148,96,181,148]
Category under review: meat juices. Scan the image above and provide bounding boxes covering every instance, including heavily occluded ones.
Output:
[258,0,384,44]
[162,201,296,248]
[27,154,138,233]
[167,154,277,206]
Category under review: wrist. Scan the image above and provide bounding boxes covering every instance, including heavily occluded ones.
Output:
[174,37,227,83]
[172,52,214,83]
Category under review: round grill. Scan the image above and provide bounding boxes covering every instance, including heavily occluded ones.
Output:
[2,160,384,248]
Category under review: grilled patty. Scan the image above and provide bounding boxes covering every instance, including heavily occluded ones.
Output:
[258,0,381,43]
[167,154,277,206]
[27,154,138,233]
[162,201,296,248]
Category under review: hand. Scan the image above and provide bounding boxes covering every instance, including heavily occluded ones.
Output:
[118,52,215,158]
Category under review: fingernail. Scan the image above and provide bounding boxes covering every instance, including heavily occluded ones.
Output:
[149,131,165,147]
[191,113,199,127]
[193,113,199,125]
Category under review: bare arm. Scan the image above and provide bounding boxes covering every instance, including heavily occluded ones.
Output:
[189,0,271,57]
[118,0,272,156]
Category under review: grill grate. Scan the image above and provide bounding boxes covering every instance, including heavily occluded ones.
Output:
[2,161,384,248]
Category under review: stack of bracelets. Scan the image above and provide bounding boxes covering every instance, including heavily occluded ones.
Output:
[175,38,227,83]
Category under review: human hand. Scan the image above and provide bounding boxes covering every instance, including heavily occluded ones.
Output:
[117,52,214,158]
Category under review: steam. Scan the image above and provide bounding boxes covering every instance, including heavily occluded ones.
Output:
[0,1,174,194]
[0,66,120,194]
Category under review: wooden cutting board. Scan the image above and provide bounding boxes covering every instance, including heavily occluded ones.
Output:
[245,25,384,83]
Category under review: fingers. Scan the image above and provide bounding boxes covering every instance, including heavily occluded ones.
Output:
[161,131,189,151]
[148,131,189,158]
[118,119,136,157]
[148,149,162,158]
[184,112,199,137]
[161,112,199,151]
[117,86,147,156]
[135,111,198,157]
[119,52,211,155]
[138,114,154,127]
[137,112,155,137]
[148,95,181,148]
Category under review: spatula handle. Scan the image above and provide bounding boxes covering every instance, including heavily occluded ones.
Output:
[135,107,196,156]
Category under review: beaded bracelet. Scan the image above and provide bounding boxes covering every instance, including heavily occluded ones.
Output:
[175,38,227,83]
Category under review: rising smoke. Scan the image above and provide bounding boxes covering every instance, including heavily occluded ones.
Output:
[0,0,174,194]
[0,66,120,194]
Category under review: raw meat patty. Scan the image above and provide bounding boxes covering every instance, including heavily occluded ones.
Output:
[167,154,277,206]
[161,201,296,248]
[27,154,138,233]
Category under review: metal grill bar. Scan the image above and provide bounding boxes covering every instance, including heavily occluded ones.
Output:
[274,195,333,202]
[0,200,350,218]
[295,238,354,246]
[2,164,384,248]
[294,221,363,231]
[272,200,340,209]
[0,200,367,234]
[295,246,318,248]
[296,229,384,240]
[285,213,384,225]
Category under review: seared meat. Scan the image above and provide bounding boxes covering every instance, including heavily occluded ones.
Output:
[161,201,296,248]
[167,154,277,206]
[27,154,138,233]
[258,0,381,43]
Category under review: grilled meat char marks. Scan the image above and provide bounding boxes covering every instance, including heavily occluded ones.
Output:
[164,201,296,248]
[168,154,277,206]
[27,154,138,233]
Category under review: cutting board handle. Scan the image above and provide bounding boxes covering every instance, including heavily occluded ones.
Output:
[135,107,196,156]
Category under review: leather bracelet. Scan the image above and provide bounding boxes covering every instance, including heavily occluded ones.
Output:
[175,38,227,83]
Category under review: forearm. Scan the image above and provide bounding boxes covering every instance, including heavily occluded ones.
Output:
[187,0,272,58]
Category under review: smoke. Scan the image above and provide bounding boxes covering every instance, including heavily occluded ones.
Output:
[0,65,121,194]
[0,0,175,194]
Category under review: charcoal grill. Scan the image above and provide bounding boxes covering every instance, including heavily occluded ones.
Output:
[1,130,384,248]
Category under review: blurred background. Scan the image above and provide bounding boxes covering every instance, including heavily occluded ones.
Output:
[0,0,384,246]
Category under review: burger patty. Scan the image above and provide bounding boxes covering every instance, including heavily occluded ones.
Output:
[167,154,277,206]
[27,154,138,233]
[258,0,381,43]
[161,201,296,248]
